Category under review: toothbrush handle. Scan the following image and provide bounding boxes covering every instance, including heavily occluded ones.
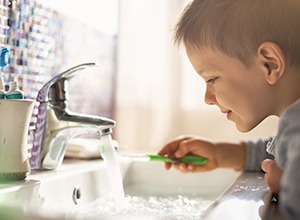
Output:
[148,155,174,163]
[180,155,208,165]
[148,155,208,165]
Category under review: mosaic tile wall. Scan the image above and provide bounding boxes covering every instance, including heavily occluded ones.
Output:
[0,0,117,156]
[0,0,116,117]
[1,0,62,98]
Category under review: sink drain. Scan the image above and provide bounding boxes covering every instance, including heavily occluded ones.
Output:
[72,186,81,205]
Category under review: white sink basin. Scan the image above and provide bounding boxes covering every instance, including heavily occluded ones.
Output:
[0,159,239,219]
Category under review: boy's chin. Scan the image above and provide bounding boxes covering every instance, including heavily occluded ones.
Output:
[235,122,259,133]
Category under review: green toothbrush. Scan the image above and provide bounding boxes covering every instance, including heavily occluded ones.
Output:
[122,154,208,165]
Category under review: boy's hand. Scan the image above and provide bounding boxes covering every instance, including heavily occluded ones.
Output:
[158,136,219,173]
[261,159,283,197]
[158,136,247,173]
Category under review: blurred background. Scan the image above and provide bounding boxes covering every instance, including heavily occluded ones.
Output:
[2,0,278,153]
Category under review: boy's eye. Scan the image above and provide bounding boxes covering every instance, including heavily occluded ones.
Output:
[206,77,218,84]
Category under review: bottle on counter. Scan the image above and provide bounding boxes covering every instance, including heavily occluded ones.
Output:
[5,81,24,99]
[0,77,5,99]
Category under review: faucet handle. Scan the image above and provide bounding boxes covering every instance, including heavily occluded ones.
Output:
[57,62,96,81]
[37,63,96,102]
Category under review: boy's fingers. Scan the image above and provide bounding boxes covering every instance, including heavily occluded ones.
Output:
[171,162,212,173]
[165,162,172,170]
[187,164,195,171]
[175,139,194,157]
[158,137,192,156]
[261,159,273,172]
[176,138,205,158]
[158,141,180,155]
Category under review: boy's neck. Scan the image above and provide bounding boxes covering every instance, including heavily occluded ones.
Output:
[276,68,300,116]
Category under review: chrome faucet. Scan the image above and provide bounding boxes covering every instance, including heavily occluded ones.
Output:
[30,63,116,170]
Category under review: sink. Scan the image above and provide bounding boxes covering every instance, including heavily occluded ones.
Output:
[0,158,239,219]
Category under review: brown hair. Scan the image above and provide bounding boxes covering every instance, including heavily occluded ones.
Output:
[174,0,300,67]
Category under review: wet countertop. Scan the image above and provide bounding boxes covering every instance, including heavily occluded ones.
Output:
[203,172,286,220]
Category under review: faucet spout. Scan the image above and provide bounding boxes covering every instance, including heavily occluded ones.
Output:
[30,63,116,170]
[51,108,116,128]
[42,125,101,170]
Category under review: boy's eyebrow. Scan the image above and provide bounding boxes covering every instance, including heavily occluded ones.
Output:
[196,68,204,75]
[196,69,215,80]
[197,68,209,78]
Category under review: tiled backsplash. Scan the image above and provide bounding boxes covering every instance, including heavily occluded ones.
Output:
[0,0,117,119]
[2,0,62,98]
[1,0,117,158]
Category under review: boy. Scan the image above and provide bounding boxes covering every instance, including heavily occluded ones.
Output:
[158,0,300,219]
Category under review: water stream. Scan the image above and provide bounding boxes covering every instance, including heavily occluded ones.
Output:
[95,133,214,219]
[100,133,127,209]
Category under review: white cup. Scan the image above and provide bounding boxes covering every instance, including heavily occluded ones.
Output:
[0,99,35,181]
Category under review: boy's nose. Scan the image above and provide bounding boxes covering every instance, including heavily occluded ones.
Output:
[204,87,217,105]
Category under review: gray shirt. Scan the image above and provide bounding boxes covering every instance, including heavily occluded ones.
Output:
[245,98,300,220]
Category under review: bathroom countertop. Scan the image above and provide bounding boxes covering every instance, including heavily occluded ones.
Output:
[202,172,287,220]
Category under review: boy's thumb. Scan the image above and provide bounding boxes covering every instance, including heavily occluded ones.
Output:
[175,149,185,158]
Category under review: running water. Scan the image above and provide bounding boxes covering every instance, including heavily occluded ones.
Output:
[100,133,127,209]
[66,133,215,219]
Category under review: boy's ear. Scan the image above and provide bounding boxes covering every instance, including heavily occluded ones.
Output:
[257,42,286,85]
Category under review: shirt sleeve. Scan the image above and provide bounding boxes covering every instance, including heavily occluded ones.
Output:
[276,106,300,220]
[280,139,300,219]
[244,137,274,172]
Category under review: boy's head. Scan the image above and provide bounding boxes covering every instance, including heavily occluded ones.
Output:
[174,0,300,69]
[174,0,300,132]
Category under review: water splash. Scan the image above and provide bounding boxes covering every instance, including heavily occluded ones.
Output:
[67,194,213,220]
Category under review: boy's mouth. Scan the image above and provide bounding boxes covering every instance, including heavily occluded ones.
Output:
[226,110,232,119]
[222,110,232,119]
